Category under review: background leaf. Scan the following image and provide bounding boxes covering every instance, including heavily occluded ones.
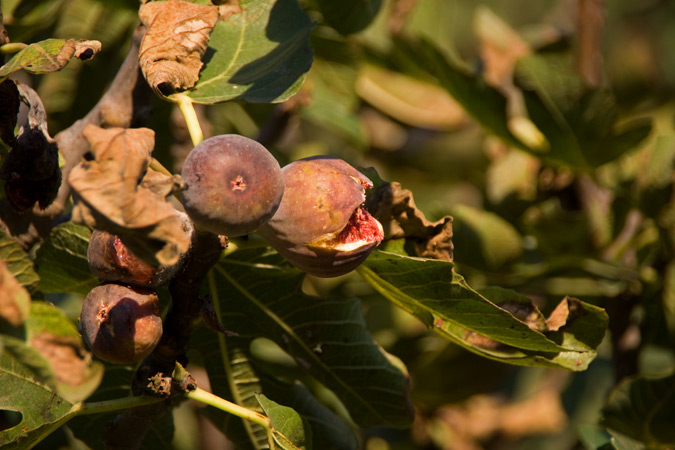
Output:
[601,372,675,448]
[314,0,382,35]
[181,0,314,104]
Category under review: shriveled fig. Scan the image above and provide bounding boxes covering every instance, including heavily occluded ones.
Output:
[80,283,162,364]
[87,229,186,288]
[180,134,284,237]
[258,156,383,277]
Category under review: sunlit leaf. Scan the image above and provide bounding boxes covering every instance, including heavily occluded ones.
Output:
[181,0,314,104]
[359,251,607,370]
[0,38,101,83]
[256,394,311,450]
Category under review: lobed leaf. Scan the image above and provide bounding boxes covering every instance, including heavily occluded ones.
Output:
[34,221,98,297]
[180,0,314,104]
[203,248,413,429]
[359,250,607,370]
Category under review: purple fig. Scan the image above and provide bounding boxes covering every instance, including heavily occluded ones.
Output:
[80,283,162,364]
[87,229,186,288]
[180,134,284,237]
[258,156,383,277]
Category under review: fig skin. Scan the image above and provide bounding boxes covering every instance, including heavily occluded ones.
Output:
[180,134,284,237]
[258,156,383,277]
[80,283,162,364]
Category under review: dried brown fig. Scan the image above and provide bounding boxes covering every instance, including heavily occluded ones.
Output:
[258,156,383,277]
[80,283,162,364]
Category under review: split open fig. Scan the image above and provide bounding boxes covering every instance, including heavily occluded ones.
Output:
[258,156,383,277]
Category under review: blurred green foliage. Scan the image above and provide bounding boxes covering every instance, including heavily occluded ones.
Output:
[3,0,675,449]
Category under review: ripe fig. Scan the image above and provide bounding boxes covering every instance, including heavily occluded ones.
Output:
[258,156,384,277]
[180,134,284,237]
[87,229,186,288]
[80,283,162,364]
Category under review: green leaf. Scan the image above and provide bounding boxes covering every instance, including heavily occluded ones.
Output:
[35,222,98,296]
[0,38,100,83]
[256,394,312,450]
[359,251,606,370]
[207,248,413,429]
[0,227,41,297]
[0,336,77,449]
[315,0,382,35]
[25,302,104,403]
[193,327,358,450]
[601,372,675,448]
[514,54,652,169]
[452,204,524,269]
[180,0,314,104]
[392,37,527,150]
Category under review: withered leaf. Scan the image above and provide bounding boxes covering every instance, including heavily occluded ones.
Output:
[367,180,453,261]
[139,0,219,95]
[69,125,191,265]
[0,258,30,327]
[0,39,101,83]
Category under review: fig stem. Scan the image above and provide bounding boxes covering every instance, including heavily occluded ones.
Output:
[75,395,164,416]
[186,387,275,448]
[0,42,27,54]
[174,93,203,146]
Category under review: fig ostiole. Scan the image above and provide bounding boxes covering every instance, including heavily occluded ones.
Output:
[180,134,284,237]
[258,156,383,277]
[80,283,163,365]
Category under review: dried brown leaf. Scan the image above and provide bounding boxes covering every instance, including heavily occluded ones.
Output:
[367,181,453,261]
[69,125,191,265]
[0,259,30,326]
[139,0,219,95]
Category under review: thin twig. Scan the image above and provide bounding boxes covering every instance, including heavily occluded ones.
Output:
[577,0,605,87]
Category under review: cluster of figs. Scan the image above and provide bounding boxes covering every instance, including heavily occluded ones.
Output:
[81,134,384,364]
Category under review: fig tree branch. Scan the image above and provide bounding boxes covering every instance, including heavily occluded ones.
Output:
[0,23,151,249]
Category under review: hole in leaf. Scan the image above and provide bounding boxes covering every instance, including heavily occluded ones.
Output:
[0,410,22,431]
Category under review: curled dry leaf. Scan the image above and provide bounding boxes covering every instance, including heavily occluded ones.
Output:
[0,258,30,327]
[0,38,101,82]
[69,124,191,266]
[366,181,453,261]
[139,0,219,95]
